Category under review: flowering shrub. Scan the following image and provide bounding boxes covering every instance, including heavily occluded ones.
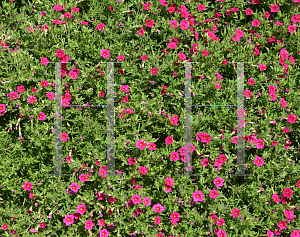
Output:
[0,0,300,236]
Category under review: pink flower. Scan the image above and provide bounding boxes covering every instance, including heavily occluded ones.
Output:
[69,182,80,193]
[69,70,78,79]
[28,96,37,104]
[277,220,287,230]
[153,203,164,213]
[178,53,186,61]
[76,204,86,215]
[272,193,281,203]
[197,4,206,11]
[146,19,155,28]
[99,228,110,237]
[62,99,70,107]
[170,212,180,221]
[254,156,264,167]
[267,229,274,237]
[136,139,148,150]
[265,11,270,19]
[117,55,125,61]
[23,182,33,191]
[29,192,36,199]
[168,42,178,49]
[143,197,152,206]
[100,49,111,59]
[1,223,9,230]
[56,49,65,58]
[170,152,180,162]
[192,190,204,202]
[244,90,252,98]
[64,12,72,18]
[141,55,148,61]
[97,23,105,30]
[287,114,297,124]
[85,219,94,230]
[170,117,178,125]
[169,20,178,29]
[60,132,69,141]
[165,177,174,187]
[213,177,224,188]
[40,79,49,87]
[38,112,47,121]
[128,157,137,166]
[148,142,157,151]
[63,214,74,226]
[201,158,210,167]
[215,218,225,226]
[291,230,300,237]
[138,28,145,35]
[0,104,6,113]
[98,168,107,178]
[202,49,210,56]
[237,109,246,118]
[180,19,189,30]
[165,136,173,145]
[247,78,256,86]
[139,166,148,175]
[120,85,130,92]
[131,194,142,204]
[9,91,19,100]
[270,4,280,12]
[259,64,267,71]
[252,19,260,27]
[200,133,211,143]
[231,208,241,218]
[245,8,253,15]
[155,216,161,224]
[98,218,105,227]
[78,173,90,182]
[17,85,25,93]
[255,138,265,149]
[284,209,294,220]
[283,188,293,198]
[209,189,219,199]
[216,229,227,237]
[150,67,159,75]
[296,180,300,188]
[46,92,55,100]
[40,57,50,65]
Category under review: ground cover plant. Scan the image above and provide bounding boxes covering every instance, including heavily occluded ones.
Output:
[0,0,300,236]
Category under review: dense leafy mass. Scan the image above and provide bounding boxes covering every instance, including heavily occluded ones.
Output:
[0,0,300,236]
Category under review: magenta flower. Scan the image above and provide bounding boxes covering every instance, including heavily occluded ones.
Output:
[259,64,267,71]
[17,85,25,93]
[213,177,224,188]
[85,219,94,230]
[139,166,148,175]
[231,208,241,218]
[209,189,219,199]
[76,204,86,215]
[78,174,90,182]
[0,104,6,113]
[165,136,173,145]
[169,20,178,29]
[283,188,293,198]
[117,55,125,61]
[100,49,110,59]
[71,7,79,12]
[28,96,37,104]
[63,214,74,226]
[245,8,253,15]
[170,212,180,221]
[23,182,33,191]
[192,190,204,202]
[153,203,164,213]
[270,3,280,12]
[255,138,265,149]
[60,132,69,142]
[98,218,105,227]
[165,177,174,187]
[155,216,161,224]
[56,49,65,58]
[131,194,142,204]
[138,28,145,35]
[180,19,189,30]
[40,57,50,65]
[170,117,178,125]
[284,209,294,220]
[97,23,105,30]
[291,229,300,237]
[272,193,281,203]
[287,114,297,124]
[201,158,210,167]
[146,19,155,28]
[277,220,287,230]
[170,152,180,162]
[178,53,186,61]
[9,91,19,100]
[136,139,148,150]
[267,229,274,237]
[38,112,47,121]
[128,157,137,166]
[29,193,36,199]
[147,142,157,151]
[244,90,252,97]
[99,228,110,237]
[69,182,80,193]
[46,92,55,100]
[150,67,159,75]
[216,229,227,237]
[254,156,264,167]
[252,19,260,27]
[143,197,151,206]
[98,168,107,178]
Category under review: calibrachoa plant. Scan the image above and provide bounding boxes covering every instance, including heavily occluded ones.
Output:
[0,0,300,236]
